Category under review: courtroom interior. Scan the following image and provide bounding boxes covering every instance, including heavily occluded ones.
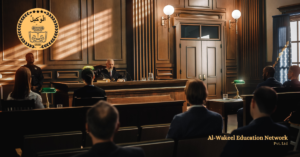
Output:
[1,0,300,157]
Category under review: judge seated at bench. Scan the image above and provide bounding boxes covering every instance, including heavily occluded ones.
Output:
[97,59,123,81]
[72,68,106,106]
[221,87,289,157]
[166,79,223,139]
[73,101,145,157]
[283,65,300,87]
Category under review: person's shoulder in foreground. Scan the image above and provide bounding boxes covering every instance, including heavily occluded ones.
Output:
[221,87,289,157]
[73,142,144,157]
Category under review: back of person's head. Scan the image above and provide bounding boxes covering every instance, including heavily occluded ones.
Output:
[264,66,275,77]
[253,87,277,115]
[289,65,300,78]
[82,68,94,84]
[185,79,208,105]
[11,67,31,99]
[87,101,119,140]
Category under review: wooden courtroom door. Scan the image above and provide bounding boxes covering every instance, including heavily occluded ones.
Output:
[180,40,222,99]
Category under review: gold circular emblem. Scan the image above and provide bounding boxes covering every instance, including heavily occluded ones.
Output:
[17,8,59,50]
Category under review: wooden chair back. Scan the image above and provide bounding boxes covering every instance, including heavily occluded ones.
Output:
[73,97,107,106]
[0,99,35,111]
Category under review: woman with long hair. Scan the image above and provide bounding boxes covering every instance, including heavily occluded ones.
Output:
[7,67,44,108]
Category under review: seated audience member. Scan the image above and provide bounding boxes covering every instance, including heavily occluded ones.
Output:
[283,65,300,87]
[237,66,282,127]
[166,79,223,139]
[221,87,289,157]
[72,68,106,106]
[73,101,145,157]
[7,67,44,109]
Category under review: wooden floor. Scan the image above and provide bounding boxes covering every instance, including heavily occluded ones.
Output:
[227,114,238,133]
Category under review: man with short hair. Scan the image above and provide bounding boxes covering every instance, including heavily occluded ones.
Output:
[283,65,300,87]
[257,66,282,89]
[23,53,44,94]
[237,66,282,128]
[99,59,122,81]
[73,101,145,157]
[221,87,289,157]
[166,79,223,139]
[72,68,106,106]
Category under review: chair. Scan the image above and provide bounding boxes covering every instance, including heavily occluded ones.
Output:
[176,136,228,157]
[22,131,83,157]
[85,126,139,147]
[140,123,170,141]
[284,151,300,157]
[290,122,300,151]
[36,148,90,157]
[122,139,175,157]
[72,97,107,106]
[0,99,35,111]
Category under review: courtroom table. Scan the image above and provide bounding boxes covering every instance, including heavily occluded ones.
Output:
[51,79,188,111]
[206,99,243,133]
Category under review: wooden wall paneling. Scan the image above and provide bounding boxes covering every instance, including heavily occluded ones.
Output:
[1,0,41,67]
[88,0,126,68]
[156,68,173,79]
[238,0,265,95]
[185,0,212,9]
[133,0,155,80]
[0,72,16,80]
[44,0,87,65]
[42,71,52,79]
[213,0,226,11]
[57,71,79,79]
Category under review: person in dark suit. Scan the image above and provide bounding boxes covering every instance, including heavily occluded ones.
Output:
[283,65,300,87]
[166,79,223,139]
[23,53,44,94]
[237,66,282,127]
[99,59,123,81]
[221,87,289,157]
[72,68,106,106]
[73,101,145,157]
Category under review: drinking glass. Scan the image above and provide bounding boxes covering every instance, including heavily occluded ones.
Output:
[141,77,146,81]
[57,104,63,108]
[223,94,228,100]
[148,73,154,81]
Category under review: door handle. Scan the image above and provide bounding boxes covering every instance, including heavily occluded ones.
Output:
[203,74,206,80]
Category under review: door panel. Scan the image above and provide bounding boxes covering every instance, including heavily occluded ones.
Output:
[180,40,221,99]
[202,41,221,99]
[180,41,201,79]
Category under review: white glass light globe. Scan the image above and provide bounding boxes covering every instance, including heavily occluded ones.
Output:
[232,10,241,19]
[163,5,174,16]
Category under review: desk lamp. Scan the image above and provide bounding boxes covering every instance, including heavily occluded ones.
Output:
[41,87,57,108]
[232,80,245,99]
[82,66,94,70]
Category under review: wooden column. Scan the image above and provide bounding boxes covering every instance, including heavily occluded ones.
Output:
[133,0,155,80]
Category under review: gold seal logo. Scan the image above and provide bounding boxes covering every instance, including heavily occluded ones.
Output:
[17,8,59,50]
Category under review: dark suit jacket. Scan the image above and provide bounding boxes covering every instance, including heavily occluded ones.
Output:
[72,85,106,106]
[221,117,289,157]
[256,77,282,89]
[99,69,122,81]
[73,142,145,157]
[166,107,223,139]
[283,79,300,87]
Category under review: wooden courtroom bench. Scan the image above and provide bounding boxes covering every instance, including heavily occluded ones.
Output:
[22,131,82,157]
[242,92,300,126]
[140,123,170,141]
[175,136,229,157]
[0,100,184,150]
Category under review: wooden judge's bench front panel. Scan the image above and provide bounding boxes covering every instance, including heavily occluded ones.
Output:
[51,79,188,112]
